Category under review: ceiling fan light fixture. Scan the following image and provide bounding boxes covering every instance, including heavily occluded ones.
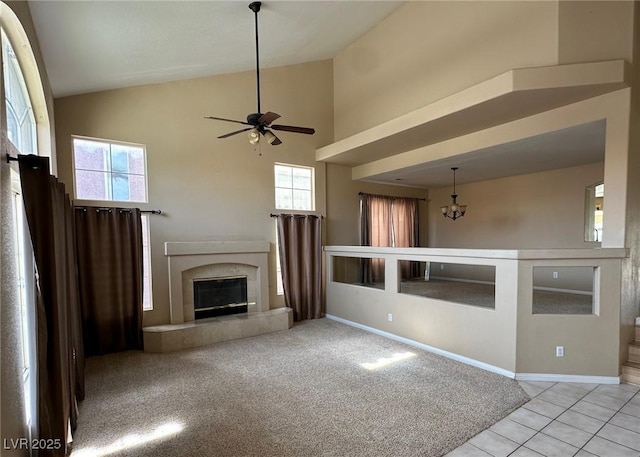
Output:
[263,130,277,144]
[248,128,260,144]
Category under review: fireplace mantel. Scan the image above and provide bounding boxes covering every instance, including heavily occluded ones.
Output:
[165,240,270,324]
[165,241,270,257]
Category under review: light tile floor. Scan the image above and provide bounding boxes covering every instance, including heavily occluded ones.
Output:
[446,381,640,457]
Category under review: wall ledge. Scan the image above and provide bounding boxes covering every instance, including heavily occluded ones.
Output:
[324,246,628,260]
[317,60,630,167]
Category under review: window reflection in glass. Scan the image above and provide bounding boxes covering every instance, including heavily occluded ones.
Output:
[585,182,603,242]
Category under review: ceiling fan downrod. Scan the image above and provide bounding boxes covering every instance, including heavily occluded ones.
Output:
[249,1,262,115]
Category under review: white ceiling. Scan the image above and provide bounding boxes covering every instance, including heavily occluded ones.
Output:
[28,0,403,97]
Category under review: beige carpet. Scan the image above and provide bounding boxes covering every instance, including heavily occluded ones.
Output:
[70,318,528,457]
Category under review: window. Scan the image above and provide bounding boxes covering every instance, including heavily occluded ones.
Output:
[584,182,604,242]
[72,136,147,202]
[141,214,153,310]
[2,29,37,155]
[274,163,314,210]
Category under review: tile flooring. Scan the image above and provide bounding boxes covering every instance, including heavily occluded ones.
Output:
[446,381,640,457]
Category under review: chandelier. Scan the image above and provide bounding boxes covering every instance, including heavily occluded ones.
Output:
[440,167,467,221]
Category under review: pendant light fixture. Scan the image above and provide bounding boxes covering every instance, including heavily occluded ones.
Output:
[441,167,467,221]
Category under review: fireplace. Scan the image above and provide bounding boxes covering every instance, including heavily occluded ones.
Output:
[144,240,292,353]
[164,240,271,324]
[194,275,248,319]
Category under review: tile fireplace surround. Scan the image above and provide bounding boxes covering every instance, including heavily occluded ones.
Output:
[143,241,292,353]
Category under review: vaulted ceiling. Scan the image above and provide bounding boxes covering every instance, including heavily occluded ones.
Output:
[28,1,402,97]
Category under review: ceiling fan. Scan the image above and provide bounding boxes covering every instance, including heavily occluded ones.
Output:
[205,1,315,146]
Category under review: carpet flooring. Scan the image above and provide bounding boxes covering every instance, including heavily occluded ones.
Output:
[70,319,529,457]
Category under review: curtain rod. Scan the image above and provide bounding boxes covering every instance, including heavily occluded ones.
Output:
[358,192,426,201]
[270,213,323,218]
[6,154,47,169]
[74,206,162,214]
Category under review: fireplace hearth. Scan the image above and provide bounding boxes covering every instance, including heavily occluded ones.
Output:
[194,275,248,319]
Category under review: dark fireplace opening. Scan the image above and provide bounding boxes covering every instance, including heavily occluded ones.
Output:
[194,275,248,319]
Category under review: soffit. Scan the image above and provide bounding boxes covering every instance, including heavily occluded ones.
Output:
[316,60,629,188]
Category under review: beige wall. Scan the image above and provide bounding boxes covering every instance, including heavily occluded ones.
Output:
[333,1,559,139]
[558,1,635,65]
[326,163,428,246]
[54,60,334,326]
[333,1,637,141]
[427,163,604,249]
[516,257,622,376]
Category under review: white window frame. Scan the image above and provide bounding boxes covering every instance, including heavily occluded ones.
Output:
[141,214,153,311]
[274,163,315,211]
[71,135,149,203]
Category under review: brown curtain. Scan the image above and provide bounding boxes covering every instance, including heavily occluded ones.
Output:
[75,207,144,356]
[392,198,420,278]
[276,214,323,321]
[18,155,85,457]
[360,193,420,281]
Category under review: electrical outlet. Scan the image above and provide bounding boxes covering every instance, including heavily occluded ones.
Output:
[440,264,445,270]
[552,271,559,279]
[556,346,564,357]
[387,313,393,322]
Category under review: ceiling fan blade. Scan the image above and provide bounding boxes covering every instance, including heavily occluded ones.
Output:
[218,127,253,139]
[271,124,316,135]
[258,111,281,125]
[205,116,251,126]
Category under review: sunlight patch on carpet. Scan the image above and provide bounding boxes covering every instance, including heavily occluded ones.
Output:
[72,421,184,457]
[360,351,416,370]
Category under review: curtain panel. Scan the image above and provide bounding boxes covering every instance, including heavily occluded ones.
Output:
[74,207,144,356]
[359,193,421,282]
[18,155,85,457]
[276,214,323,321]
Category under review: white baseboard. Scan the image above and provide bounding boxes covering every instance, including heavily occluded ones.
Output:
[326,315,621,385]
[325,314,516,379]
[515,373,620,384]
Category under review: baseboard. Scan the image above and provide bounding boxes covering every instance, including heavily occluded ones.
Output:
[325,314,516,379]
[515,373,620,384]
